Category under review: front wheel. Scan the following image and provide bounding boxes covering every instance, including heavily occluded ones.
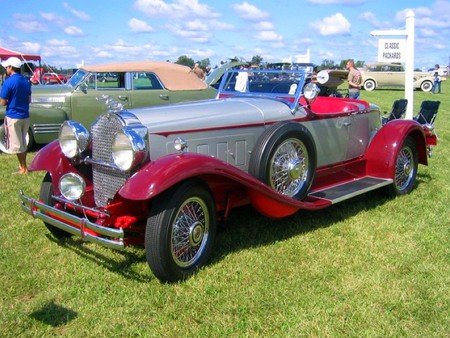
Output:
[420,80,432,92]
[40,173,73,239]
[363,79,376,91]
[386,137,418,196]
[145,180,217,283]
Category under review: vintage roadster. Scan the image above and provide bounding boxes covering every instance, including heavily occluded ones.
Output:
[19,68,437,283]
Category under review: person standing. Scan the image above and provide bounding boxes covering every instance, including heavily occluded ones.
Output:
[193,63,205,81]
[431,64,442,94]
[1,57,32,174]
[346,59,362,99]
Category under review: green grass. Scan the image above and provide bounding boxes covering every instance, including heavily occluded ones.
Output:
[1,82,449,337]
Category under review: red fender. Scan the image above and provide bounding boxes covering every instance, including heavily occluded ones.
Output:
[365,120,427,178]
[119,153,330,218]
[29,140,76,185]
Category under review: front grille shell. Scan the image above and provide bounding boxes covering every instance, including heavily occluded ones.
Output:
[90,112,147,207]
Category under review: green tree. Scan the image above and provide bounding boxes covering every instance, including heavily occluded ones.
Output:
[197,58,210,70]
[175,55,195,69]
[251,55,263,66]
[318,59,336,70]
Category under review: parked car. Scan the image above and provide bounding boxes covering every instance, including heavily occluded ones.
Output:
[41,72,70,85]
[205,60,245,88]
[0,61,217,152]
[361,63,435,92]
[19,68,437,283]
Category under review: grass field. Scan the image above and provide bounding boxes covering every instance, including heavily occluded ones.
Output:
[1,82,449,337]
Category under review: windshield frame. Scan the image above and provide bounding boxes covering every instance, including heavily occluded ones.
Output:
[217,69,307,110]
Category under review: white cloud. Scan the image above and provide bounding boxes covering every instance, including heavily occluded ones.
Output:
[62,2,90,21]
[133,0,219,19]
[167,24,212,43]
[40,12,68,27]
[256,31,283,42]
[311,13,351,36]
[128,18,154,32]
[253,21,274,30]
[64,26,84,36]
[13,14,48,33]
[307,0,364,4]
[232,1,269,21]
[185,20,209,31]
[21,42,41,54]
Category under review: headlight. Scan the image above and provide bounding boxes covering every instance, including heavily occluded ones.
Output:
[303,83,320,100]
[59,121,89,158]
[59,173,85,201]
[112,128,147,171]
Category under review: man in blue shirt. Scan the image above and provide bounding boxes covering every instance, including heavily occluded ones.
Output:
[1,57,32,174]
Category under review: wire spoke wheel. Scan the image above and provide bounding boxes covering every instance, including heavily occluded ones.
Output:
[270,138,309,197]
[171,197,209,268]
[394,145,414,191]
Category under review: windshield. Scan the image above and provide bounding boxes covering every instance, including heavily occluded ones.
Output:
[67,69,88,87]
[218,69,307,110]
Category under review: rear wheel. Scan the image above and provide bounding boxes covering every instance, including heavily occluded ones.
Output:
[363,79,376,91]
[249,122,316,200]
[420,80,432,92]
[40,173,72,239]
[145,180,217,283]
[387,137,418,196]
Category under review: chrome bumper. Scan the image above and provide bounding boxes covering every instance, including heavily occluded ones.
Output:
[19,191,124,250]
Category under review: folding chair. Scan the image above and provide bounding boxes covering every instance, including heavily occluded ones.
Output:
[414,100,440,125]
[382,99,408,125]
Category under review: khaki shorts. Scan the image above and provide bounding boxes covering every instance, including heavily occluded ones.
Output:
[4,116,30,154]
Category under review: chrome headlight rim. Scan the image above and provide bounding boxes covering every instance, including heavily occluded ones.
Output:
[59,172,86,201]
[112,128,147,171]
[303,82,321,101]
[59,120,89,159]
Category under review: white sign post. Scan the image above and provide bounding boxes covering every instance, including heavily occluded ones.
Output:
[371,10,415,119]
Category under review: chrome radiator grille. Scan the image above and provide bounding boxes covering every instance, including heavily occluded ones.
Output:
[91,113,131,207]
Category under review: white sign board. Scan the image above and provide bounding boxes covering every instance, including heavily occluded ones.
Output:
[377,38,406,63]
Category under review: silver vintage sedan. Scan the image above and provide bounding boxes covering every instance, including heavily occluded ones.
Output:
[19,68,437,282]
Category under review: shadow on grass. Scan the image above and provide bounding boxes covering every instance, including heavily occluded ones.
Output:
[46,235,152,282]
[43,172,430,283]
[30,300,77,327]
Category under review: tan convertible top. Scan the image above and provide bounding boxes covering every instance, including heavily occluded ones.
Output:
[80,61,208,91]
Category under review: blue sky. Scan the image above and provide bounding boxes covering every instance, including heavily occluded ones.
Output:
[0,0,449,70]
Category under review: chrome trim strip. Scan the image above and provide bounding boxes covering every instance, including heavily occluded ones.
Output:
[83,156,120,170]
[51,195,111,217]
[19,191,124,250]
[32,123,62,134]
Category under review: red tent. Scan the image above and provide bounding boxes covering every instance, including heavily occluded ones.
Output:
[0,46,41,62]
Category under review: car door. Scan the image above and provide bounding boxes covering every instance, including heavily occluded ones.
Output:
[128,72,173,108]
[70,72,131,127]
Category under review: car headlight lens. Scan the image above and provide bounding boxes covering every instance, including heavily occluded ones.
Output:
[59,173,85,201]
[303,83,321,100]
[112,129,146,171]
[59,121,89,158]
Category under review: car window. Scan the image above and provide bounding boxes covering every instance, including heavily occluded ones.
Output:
[96,72,124,89]
[132,72,164,90]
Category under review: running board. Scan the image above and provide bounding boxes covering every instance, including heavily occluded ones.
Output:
[308,176,393,204]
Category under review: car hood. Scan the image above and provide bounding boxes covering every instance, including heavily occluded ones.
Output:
[129,97,294,133]
[31,84,73,99]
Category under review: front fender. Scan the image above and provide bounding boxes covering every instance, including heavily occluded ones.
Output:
[29,140,76,187]
[365,120,427,178]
